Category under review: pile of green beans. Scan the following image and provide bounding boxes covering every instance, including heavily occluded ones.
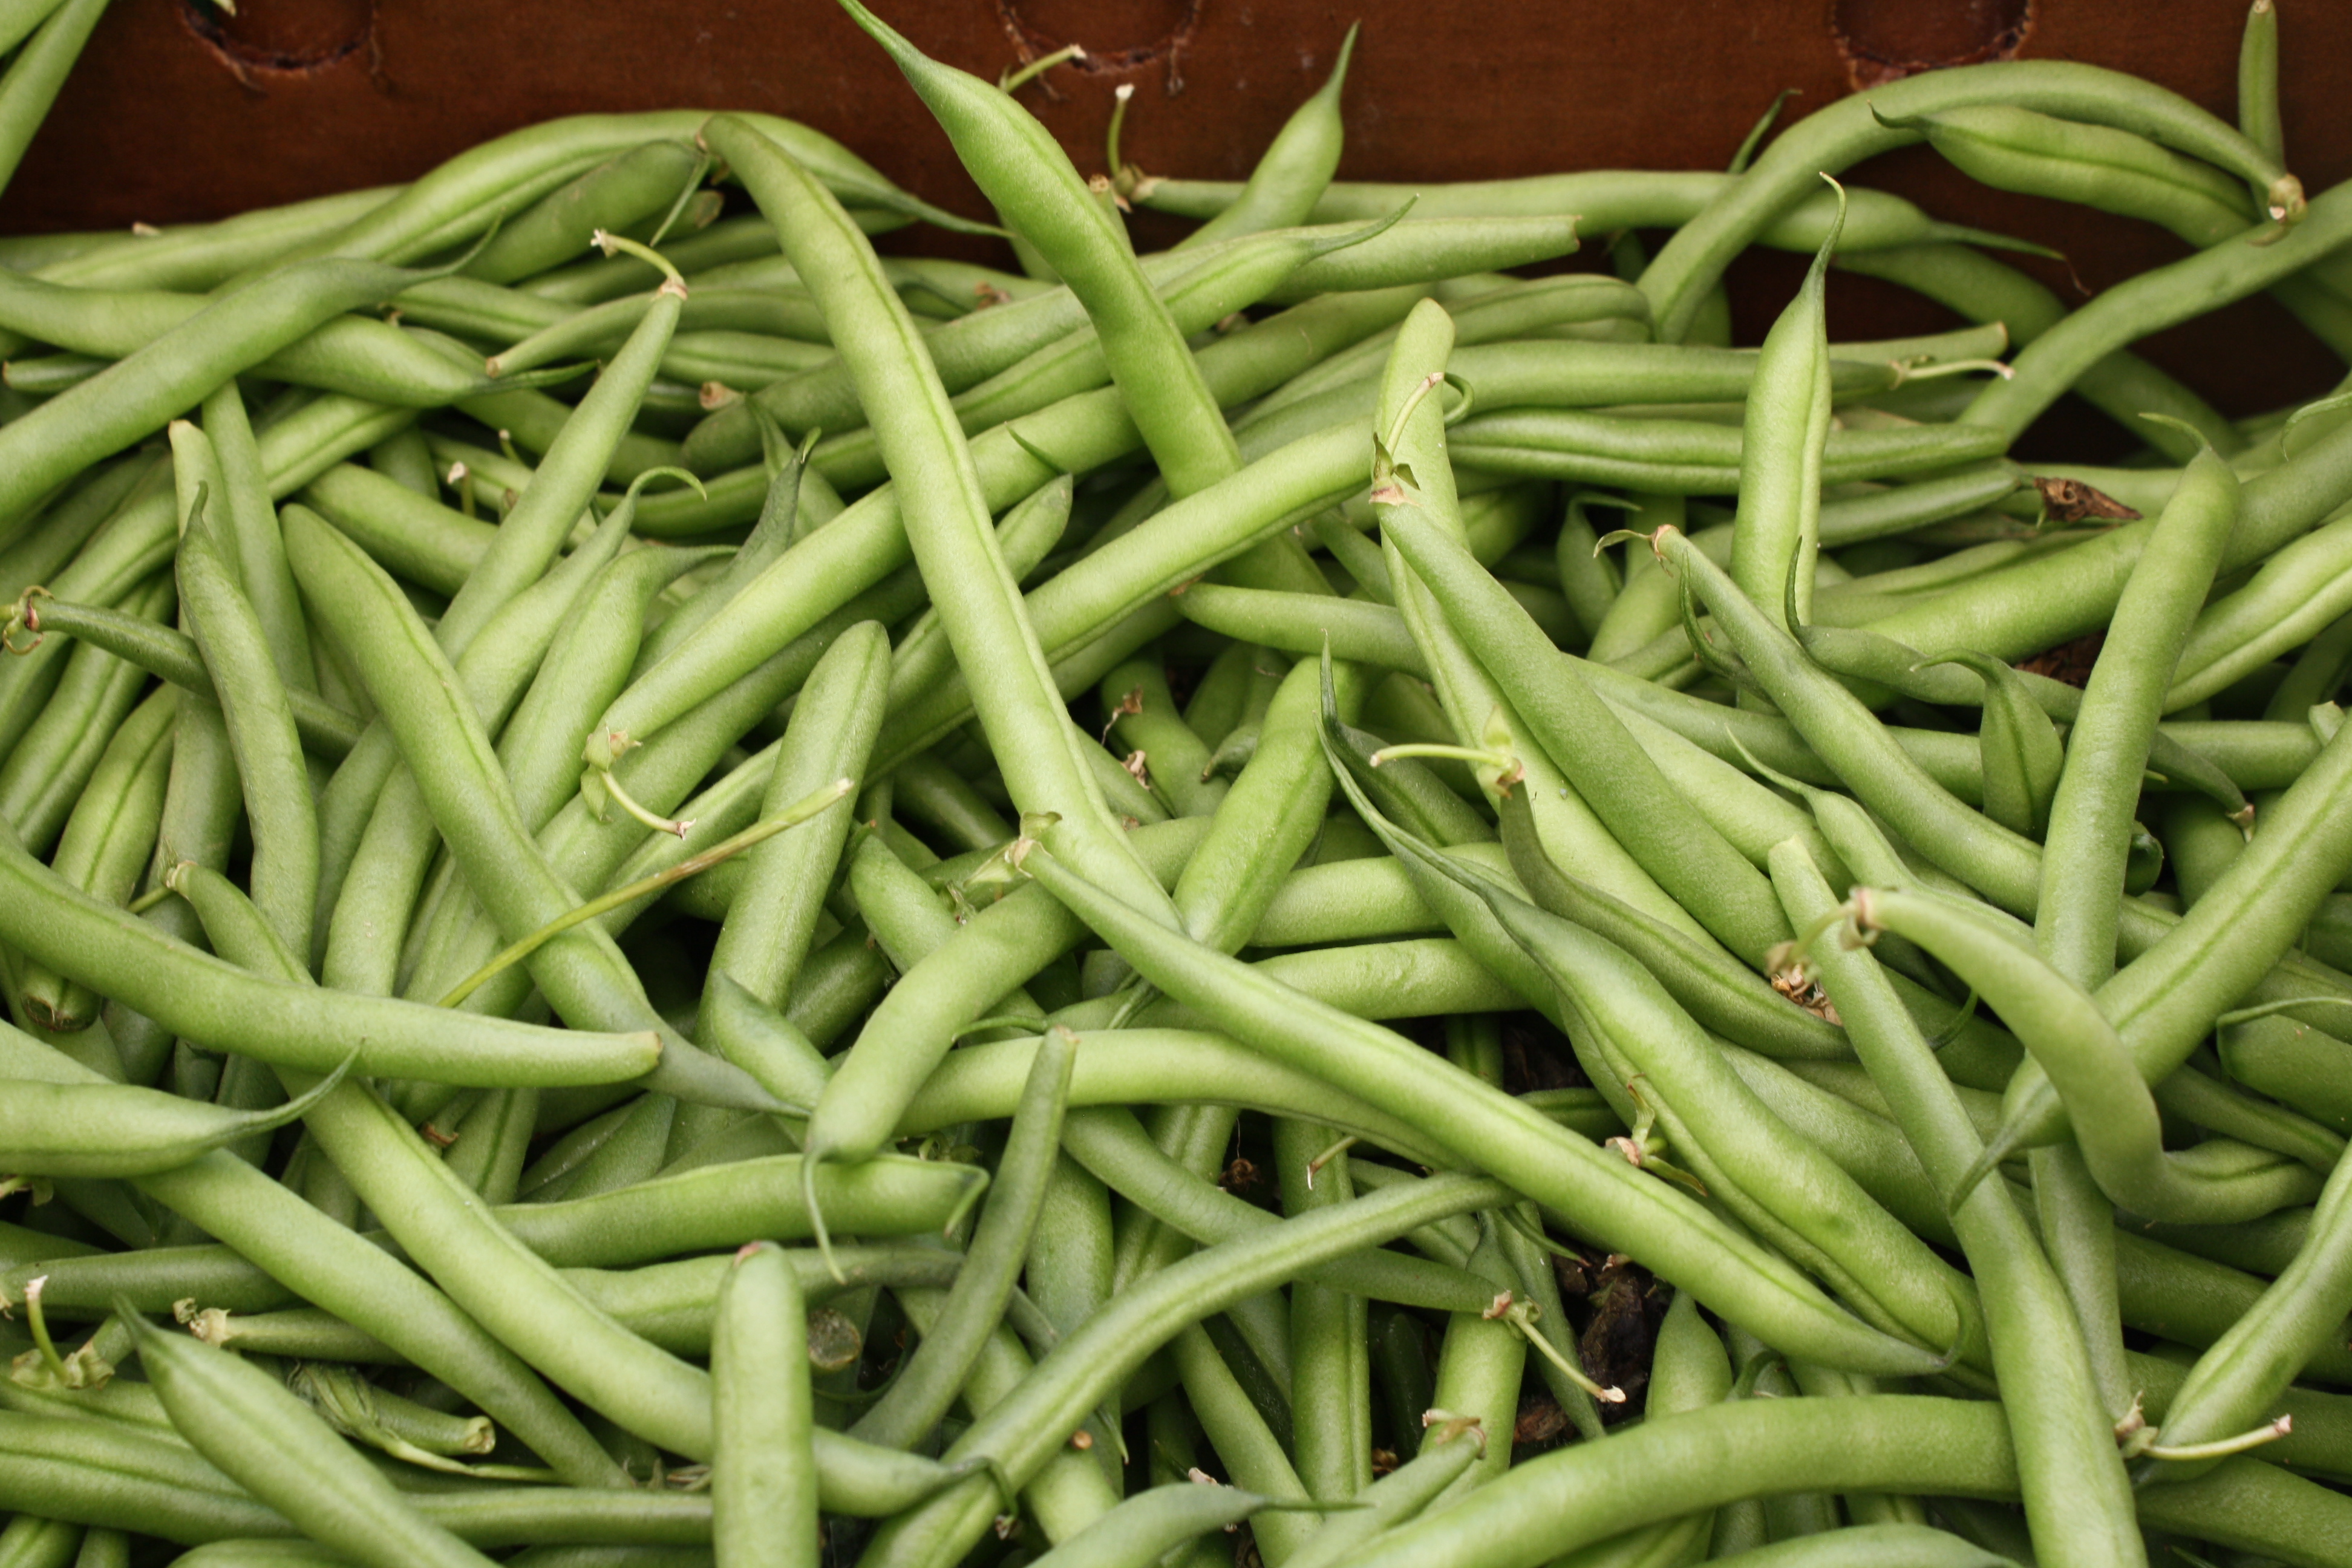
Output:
[8,2,2352,1564]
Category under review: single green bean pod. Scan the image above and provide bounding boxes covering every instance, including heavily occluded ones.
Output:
[713,1241,819,1568]
[117,1299,501,1568]
[0,1051,350,1178]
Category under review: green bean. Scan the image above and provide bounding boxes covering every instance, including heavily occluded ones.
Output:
[1448,405,2008,492]
[860,1171,1511,1568]
[697,119,1177,959]
[0,1045,344,1180]
[683,241,1265,468]
[0,274,534,408]
[1773,841,2144,1566]
[0,0,72,69]
[1059,1105,1468,1308]
[1929,653,2062,837]
[635,430,818,674]
[488,283,829,378]
[711,1243,817,1568]
[1021,1480,1293,1568]
[316,483,638,984]
[16,687,172,1036]
[1368,1396,1997,1568]
[1648,523,2065,924]
[1253,273,1650,425]
[1149,169,1964,255]
[1680,1525,1990,1568]
[1175,26,1353,249]
[440,324,682,675]
[284,507,774,1111]
[852,1030,1072,1452]
[1256,338,1902,437]
[1849,885,2318,1224]
[17,203,382,308]
[1494,789,1846,1059]
[538,1094,676,1203]
[1731,179,1841,642]
[0,459,150,628]
[883,1290,1124,1544]
[2004,713,2352,1149]
[1279,1426,1483,1568]
[301,462,498,598]
[0,575,171,857]
[440,1082,537,1206]
[1117,935,1513,1028]
[1380,305,1707,950]
[1322,720,1492,856]
[704,621,887,1016]
[1796,622,2251,819]
[1091,658,1223,818]
[2240,0,2285,166]
[178,825,941,1475]
[470,140,704,284]
[119,1303,500,1568]
[1836,244,2235,460]
[0,0,104,206]
[0,1515,80,1568]
[1163,1322,1316,1561]
[502,544,722,834]
[1015,823,1949,1377]
[2139,1105,2352,1478]
[0,255,458,547]
[293,112,969,274]
[869,427,1365,774]
[1254,215,1581,306]
[405,625,883,1025]
[1379,490,1792,964]
[1230,851,1446,949]
[0,813,655,1083]
[1962,181,2352,445]
[1887,102,2352,361]
[1271,1111,1371,1501]
[621,286,1410,752]
[2168,508,2352,710]
[177,508,315,955]
[2037,443,2238,995]
[1638,59,2302,342]
[459,381,682,488]
[489,1153,983,1267]
[18,696,168,1034]
[186,395,304,694]
[907,1011,1434,1147]
[1388,803,1980,1370]
[2131,1343,2352,1484]
[550,1246,965,1358]
[840,12,1253,502]
[0,1406,722,1546]
[809,220,1412,497]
